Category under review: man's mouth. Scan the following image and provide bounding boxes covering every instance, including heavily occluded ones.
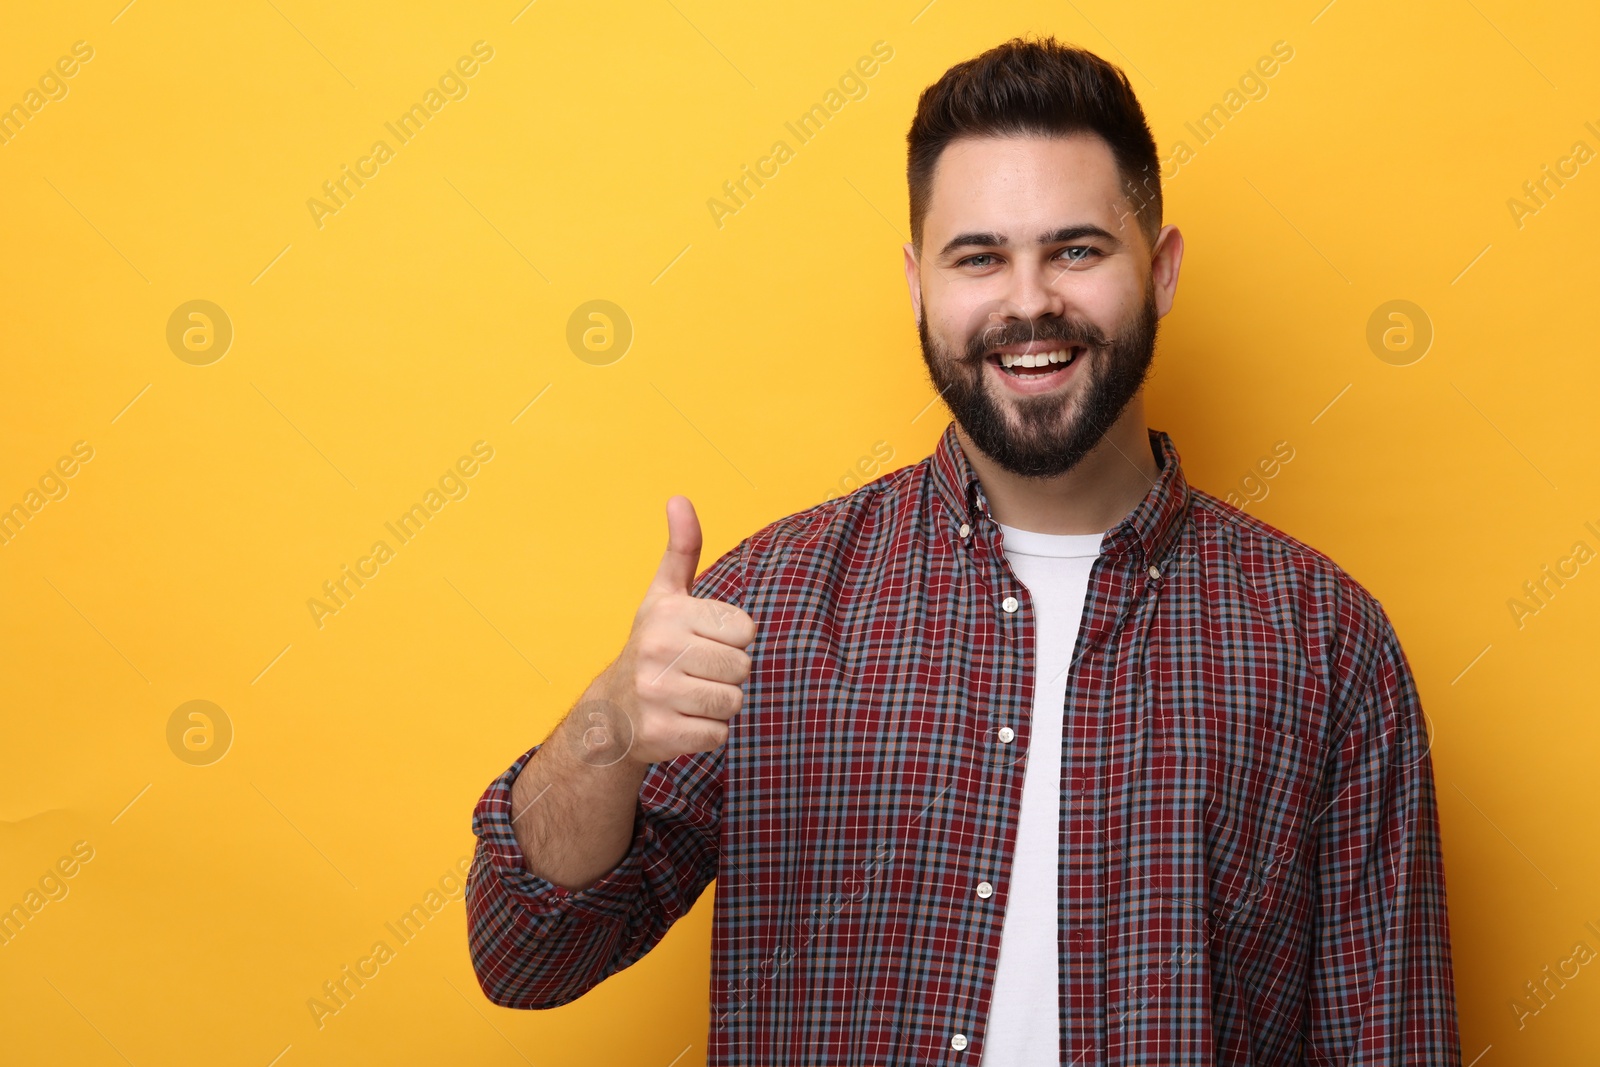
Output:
[985,344,1086,377]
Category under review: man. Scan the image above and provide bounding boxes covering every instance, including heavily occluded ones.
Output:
[467,35,1461,1066]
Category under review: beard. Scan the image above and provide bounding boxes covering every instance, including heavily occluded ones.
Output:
[917,277,1160,479]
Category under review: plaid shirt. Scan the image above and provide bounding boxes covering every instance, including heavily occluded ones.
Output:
[468,422,1460,1066]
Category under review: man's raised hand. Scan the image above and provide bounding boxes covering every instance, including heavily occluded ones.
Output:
[587,495,755,768]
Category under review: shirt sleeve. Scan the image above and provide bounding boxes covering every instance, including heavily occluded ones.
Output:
[465,537,748,1010]
[1304,607,1462,1064]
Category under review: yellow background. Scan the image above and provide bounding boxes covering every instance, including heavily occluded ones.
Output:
[1,0,1596,1062]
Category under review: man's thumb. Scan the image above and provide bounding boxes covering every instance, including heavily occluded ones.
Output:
[648,495,702,597]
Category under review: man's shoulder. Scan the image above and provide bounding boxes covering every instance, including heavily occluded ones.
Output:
[750,453,931,553]
[1185,485,1402,682]
[1186,484,1353,574]
[691,453,930,600]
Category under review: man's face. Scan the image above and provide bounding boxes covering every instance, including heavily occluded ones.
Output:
[905,133,1172,479]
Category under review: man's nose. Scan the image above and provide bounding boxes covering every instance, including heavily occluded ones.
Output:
[979,260,1068,340]
[994,260,1070,335]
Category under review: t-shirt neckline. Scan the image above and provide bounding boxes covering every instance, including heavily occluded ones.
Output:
[994,521,1106,558]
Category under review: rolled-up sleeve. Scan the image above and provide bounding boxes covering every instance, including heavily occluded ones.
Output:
[1306,608,1462,1063]
[466,537,748,1010]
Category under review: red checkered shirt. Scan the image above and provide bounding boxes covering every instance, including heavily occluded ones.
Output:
[467,421,1461,1066]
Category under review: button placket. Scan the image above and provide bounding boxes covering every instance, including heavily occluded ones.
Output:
[965,510,1018,1065]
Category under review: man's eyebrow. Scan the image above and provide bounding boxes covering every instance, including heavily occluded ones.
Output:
[937,224,1122,259]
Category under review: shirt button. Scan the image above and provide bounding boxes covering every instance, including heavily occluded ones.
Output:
[1148,564,1160,578]
[959,523,972,538]
[950,1034,969,1051]
[975,881,994,899]
[997,726,1015,744]
[1001,596,1019,613]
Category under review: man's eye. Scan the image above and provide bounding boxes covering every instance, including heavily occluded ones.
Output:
[956,248,1101,269]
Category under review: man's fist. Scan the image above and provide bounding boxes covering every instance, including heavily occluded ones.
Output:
[578,495,755,768]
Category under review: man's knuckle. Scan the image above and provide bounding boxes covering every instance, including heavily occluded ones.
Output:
[643,628,680,661]
[698,720,729,750]
[633,663,658,692]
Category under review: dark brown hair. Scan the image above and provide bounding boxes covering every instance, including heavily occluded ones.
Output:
[906,35,1162,255]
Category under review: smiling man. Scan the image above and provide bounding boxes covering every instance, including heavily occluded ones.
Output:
[466,36,1461,1066]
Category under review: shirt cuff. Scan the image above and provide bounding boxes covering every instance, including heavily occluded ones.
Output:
[470,740,649,926]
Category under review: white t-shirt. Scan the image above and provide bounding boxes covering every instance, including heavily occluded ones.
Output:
[980,521,1105,1066]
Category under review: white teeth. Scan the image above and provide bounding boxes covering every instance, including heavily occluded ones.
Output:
[998,348,1077,369]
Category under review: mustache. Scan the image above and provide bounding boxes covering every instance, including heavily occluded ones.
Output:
[963,317,1114,363]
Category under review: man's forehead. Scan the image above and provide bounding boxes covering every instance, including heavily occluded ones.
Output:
[924,132,1126,235]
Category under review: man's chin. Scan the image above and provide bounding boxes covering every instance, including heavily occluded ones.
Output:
[982,375,1079,422]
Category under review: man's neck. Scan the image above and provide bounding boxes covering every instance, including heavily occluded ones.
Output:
[954,401,1161,536]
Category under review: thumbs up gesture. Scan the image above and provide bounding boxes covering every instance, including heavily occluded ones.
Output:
[596,496,756,768]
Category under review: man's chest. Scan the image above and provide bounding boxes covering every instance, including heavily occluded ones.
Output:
[722,543,1332,933]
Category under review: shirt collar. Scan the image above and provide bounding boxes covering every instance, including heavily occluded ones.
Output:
[928,419,1191,566]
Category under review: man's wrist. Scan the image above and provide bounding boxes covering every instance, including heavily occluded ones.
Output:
[555,673,649,772]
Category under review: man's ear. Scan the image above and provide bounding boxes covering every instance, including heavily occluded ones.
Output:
[1148,224,1184,319]
[903,242,923,323]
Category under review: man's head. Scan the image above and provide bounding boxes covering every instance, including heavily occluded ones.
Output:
[903,36,1182,479]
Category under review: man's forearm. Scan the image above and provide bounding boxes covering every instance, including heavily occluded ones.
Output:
[509,686,649,892]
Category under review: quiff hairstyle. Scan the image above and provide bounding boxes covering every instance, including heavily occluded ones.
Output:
[906,35,1163,256]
